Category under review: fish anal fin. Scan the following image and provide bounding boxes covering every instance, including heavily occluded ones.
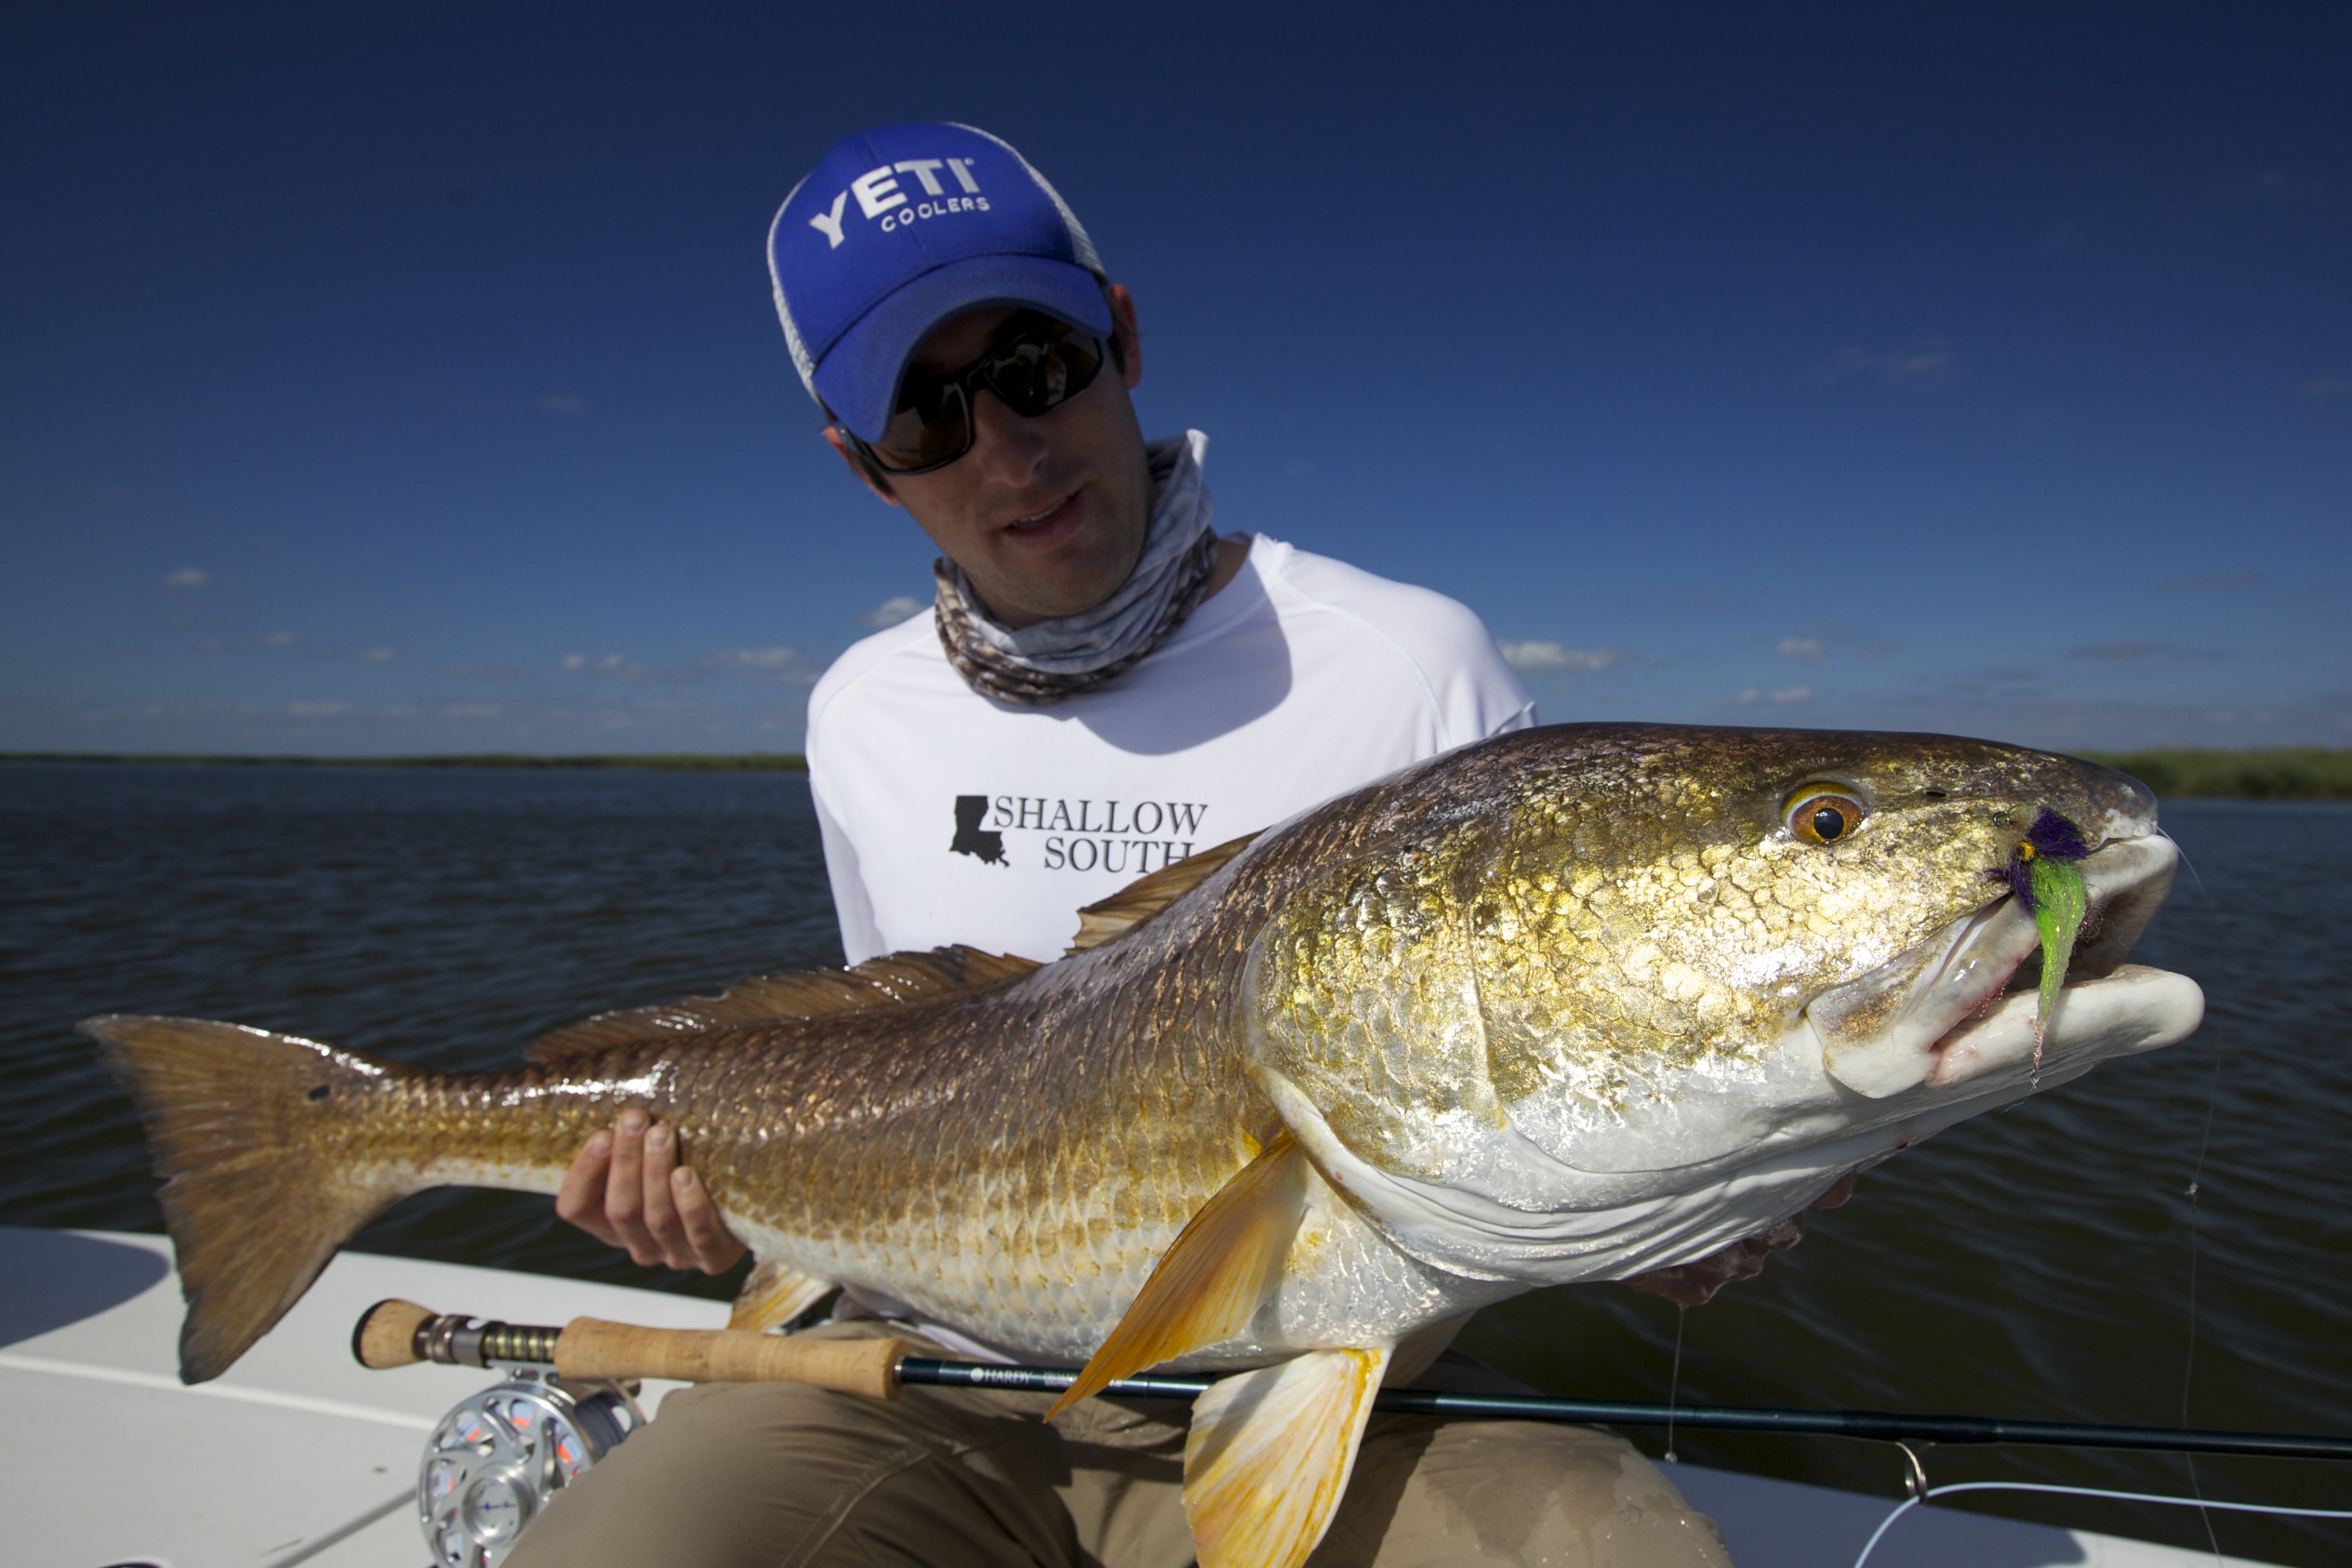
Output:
[1065,832,1261,955]
[1183,1346,1391,1568]
[527,946,1043,1060]
[727,1259,836,1333]
[1046,1129,1306,1418]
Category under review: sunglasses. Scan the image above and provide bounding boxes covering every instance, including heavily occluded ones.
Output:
[848,313,1112,475]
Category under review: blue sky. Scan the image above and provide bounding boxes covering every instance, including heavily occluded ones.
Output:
[4,4,2346,755]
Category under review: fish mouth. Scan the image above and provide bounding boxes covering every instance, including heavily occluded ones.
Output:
[1814,834,2189,1098]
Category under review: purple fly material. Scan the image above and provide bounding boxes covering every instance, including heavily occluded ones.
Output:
[2006,808,2091,910]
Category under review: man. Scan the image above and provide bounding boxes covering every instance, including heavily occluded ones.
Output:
[512,123,1730,1567]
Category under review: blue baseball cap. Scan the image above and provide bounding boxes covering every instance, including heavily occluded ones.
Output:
[768,122,1112,444]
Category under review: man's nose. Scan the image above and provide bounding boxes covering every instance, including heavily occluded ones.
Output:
[965,387,1049,486]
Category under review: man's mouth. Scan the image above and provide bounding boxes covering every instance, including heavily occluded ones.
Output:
[1000,488,1082,544]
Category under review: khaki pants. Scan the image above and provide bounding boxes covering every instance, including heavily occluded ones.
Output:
[507,1322,1730,1568]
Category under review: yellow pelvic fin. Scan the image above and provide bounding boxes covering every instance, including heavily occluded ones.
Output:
[726,1259,837,1333]
[1045,1129,1307,1418]
[526,946,1042,1059]
[1064,832,1262,955]
[1183,1346,1392,1568]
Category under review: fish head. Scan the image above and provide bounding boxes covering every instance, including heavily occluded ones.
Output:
[1241,723,2201,1281]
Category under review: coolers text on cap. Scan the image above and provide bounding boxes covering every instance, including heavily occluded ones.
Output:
[805,158,994,249]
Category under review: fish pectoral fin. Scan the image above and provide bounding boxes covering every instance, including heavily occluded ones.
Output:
[1064,832,1262,955]
[1045,1130,1308,1417]
[1183,1347,1391,1568]
[727,1260,837,1333]
[526,946,1043,1059]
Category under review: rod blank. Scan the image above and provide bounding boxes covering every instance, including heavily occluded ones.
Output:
[900,1359,2352,1463]
[350,1304,2352,1465]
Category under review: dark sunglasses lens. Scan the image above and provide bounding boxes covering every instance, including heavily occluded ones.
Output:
[871,378,970,472]
[988,334,1105,417]
[866,319,1110,472]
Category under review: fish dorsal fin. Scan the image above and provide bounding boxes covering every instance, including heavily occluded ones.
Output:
[1064,831,1262,956]
[525,946,1043,1061]
[728,1259,837,1333]
[1046,1130,1307,1417]
[1184,1347,1392,1568]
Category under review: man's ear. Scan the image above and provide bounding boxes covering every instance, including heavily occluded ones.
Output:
[1105,283,1142,390]
[824,425,901,506]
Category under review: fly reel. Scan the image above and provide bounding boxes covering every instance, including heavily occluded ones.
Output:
[418,1365,644,1567]
[352,1298,650,1567]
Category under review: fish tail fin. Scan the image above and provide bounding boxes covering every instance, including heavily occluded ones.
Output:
[81,1015,417,1384]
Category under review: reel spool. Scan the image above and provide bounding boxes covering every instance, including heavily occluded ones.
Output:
[417,1365,644,1568]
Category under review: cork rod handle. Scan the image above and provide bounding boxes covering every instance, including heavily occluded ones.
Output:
[556,1318,909,1400]
[352,1298,436,1369]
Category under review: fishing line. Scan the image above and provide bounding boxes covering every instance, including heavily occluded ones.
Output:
[2178,1038,2227,1561]
[2161,827,2209,902]
[1848,1480,2352,1568]
[2174,822,2239,1562]
[1664,1304,1687,1463]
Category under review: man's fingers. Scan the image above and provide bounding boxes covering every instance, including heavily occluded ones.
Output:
[605,1110,659,1266]
[1814,1171,1859,1211]
[671,1166,750,1274]
[557,1113,745,1275]
[554,1130,621,1248]
[638,1122,694,1270]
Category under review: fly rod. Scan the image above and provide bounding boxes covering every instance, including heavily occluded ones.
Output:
[354,1299,2352,1465]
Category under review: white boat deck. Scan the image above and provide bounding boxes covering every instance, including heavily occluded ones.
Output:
[0,1228,2290,1568]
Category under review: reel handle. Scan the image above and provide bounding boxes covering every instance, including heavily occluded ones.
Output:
[352,1298,906,1400]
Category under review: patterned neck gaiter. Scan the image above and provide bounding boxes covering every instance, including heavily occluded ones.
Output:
[932,430,1222,706]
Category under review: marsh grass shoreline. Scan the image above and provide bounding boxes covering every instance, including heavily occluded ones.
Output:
[5,748,2349,797]
[2075,748,2352,801]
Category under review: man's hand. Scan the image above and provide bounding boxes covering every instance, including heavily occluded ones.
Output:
[554,1110,748,1274]
[1620,1170,1858,1308]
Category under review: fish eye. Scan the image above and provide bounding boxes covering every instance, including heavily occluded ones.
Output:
[1785,789,1866,845]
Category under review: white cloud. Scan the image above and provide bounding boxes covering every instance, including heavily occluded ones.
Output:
[1777,637,1827,661]
[162,567,211,589]
[538,394,589,414]
[287,700,352,718]
[2299,376,2351,398]
[1499,641,1618,672]
[563,647,819,686]
[360,646,396,663]
[702,647,821,685]
[860,595,924,630]
[445,702,502,719]
[1730,686,1811,707]
[563,652,635,674]
[1772,686,1813,703]
[265,630,297,646]
[1815,339,1958,389]
[2069,641,2227,662]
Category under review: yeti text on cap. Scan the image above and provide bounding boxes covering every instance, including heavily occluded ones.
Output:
[805,158,993,249]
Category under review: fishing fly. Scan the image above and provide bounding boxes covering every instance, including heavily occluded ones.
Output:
[2002,808,2091,1084]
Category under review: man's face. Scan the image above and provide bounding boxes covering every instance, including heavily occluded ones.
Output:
[830,286,1152,630]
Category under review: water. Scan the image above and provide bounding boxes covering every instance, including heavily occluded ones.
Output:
[3,764,2345,1563]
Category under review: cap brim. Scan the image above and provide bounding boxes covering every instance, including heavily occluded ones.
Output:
[814,255,1113,442]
